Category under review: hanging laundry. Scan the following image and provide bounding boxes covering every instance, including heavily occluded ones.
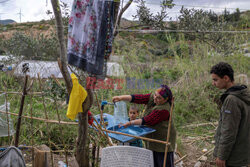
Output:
[67,0,114,76]
[67,73,88,120]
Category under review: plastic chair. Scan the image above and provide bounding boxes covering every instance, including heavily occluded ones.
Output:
[100,146,154,167]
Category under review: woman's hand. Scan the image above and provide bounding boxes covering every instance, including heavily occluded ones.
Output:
[112,96,122,102]
[112,95,132,102]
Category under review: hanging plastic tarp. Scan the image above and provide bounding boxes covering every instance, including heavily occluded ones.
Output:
[0,94,15,137]
[0,146,26,167]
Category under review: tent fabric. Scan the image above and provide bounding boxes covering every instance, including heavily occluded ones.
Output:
[106,62,124,77]
[0,146,26,167]
[13,60,66,79]
[0,94,15,137]
[13,61,124,79]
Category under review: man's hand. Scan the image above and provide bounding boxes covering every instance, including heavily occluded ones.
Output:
[216,158,225,167]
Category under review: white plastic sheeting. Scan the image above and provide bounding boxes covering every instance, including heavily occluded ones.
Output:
[13,61,124,78]
[13,60,65,79]
[106,62,125,77]
[0,94,15,137]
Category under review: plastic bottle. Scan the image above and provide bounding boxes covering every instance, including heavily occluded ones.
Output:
[114,101,128,125]
[58,161,67,167]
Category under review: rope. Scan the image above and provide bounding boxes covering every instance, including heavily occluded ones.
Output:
[123,0,250,11]
[116,29,250,33]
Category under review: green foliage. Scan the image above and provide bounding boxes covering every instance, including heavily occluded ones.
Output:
[45,78,67,100]
[178,7,246,54]
[0,32,59,61]
[133,0,174,29]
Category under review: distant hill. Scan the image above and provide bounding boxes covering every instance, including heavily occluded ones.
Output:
[0,19,16,25]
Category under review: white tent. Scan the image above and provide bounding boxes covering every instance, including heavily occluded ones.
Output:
[13,60,124,79]
[13,60,64,78]
[106,62,124,77]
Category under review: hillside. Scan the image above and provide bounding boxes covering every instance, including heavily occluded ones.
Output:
[0,19,16,25]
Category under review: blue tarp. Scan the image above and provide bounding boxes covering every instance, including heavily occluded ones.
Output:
[107,125,156,143]
[94,114,156,143]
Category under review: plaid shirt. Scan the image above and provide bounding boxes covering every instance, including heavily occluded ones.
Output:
[131,94,170,126]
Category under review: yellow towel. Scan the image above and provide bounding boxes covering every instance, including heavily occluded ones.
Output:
[67,73,88,120]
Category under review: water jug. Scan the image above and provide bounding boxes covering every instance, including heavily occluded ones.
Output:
[114,101,128,125]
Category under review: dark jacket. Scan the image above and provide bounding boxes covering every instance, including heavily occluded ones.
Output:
[213,85,250,166]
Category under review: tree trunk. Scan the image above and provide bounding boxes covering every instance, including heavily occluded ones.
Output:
[113,0,133,36]
[51,0,91,166]
[50,0,72,93]
[75,88,93,167]
[51,0,121,166]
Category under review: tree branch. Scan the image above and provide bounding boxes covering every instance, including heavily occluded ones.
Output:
[114,0,133,36]
[51,0,72,94]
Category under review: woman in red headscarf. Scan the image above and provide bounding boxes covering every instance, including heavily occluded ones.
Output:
[112,85,176,167]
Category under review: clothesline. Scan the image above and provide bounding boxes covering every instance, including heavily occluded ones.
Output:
[60,25,249,34]
[123,0,250,11]
[116,29,250,33]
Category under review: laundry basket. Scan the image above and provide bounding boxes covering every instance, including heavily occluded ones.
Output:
[100,146,154,167]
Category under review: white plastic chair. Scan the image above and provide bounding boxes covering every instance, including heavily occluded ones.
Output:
[100,146,154,167]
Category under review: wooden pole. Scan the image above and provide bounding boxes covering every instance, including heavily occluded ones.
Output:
[0,110,78,125]
[96,92,112,145]
[95,145,100,166]
[174,155,187,165]
[28,82,35,167]
[15,75,28,147]
[103,129,171,145]
[92,144,96,167]
[38,74,54,167]
[3,86,10,144]
[163,98,175,167]
[53,96,68,166]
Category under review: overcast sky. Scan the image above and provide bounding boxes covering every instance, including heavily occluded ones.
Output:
[0,0,249,23]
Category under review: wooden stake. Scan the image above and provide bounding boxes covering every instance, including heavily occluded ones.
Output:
[103,129,171,145]
[38,73,54,167]
[94,91,112,145]
[28,80,35,167]
[95,145,100,166]
[163,98,175,167]
[174,155,187,165]
[0,110,78,125]
[15,75,28,147]
[53,96,68,166]
[197,147,214,161]
[3,86,10,144]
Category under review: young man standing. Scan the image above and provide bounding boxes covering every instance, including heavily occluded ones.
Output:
[210,62,250,167]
